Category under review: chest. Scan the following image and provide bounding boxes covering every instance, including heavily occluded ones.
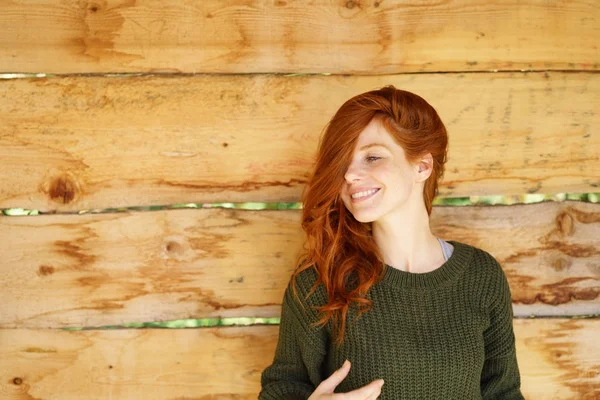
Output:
[326,287,487,397]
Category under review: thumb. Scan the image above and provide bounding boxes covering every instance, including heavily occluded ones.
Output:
[318,360,351,393]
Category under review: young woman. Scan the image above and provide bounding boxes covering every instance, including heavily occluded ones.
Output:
[259,85,524,399]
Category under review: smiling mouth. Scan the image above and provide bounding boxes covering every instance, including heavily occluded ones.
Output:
[350,188,380,203]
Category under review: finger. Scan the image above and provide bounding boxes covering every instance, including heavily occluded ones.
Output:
[369,392,382,400]
[316,360,351,393]
[366,384,383,400]
[365,392,379,400]
[343,379,384,400]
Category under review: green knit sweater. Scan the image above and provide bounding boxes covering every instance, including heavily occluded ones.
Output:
[259,240,524,399]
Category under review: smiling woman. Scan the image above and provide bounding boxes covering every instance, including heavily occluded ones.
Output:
[259,85,524,399]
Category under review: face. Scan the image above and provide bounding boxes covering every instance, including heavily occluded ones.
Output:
[339,118,426,223]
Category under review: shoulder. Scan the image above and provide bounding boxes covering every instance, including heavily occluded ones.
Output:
[287,263,329,308]
[457,242,511,305]
[284,263,332,337]
[455,241,506,279]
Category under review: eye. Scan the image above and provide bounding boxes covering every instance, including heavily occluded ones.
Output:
[366,156,381,162]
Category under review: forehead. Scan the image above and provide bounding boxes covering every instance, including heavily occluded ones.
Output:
[354,118,396,151]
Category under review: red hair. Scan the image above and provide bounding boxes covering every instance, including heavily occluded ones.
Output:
[290,85,449,349]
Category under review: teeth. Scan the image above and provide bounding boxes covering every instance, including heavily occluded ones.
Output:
[351,189,379,199]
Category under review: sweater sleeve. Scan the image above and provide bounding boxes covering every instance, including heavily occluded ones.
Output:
[480,259,524,400]
[259,270,329,400]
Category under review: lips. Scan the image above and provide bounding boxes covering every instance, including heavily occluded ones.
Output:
[350,188,380,203]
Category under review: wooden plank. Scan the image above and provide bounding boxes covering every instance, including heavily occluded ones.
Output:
[1,72,598,211]
[0,201,598,328]
[0,1,598,74]
[0,319,598,399]
[516,318,600,399]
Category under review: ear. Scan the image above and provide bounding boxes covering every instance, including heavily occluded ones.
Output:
[415,153,434,182]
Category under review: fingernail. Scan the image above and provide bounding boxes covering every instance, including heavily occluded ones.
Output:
[343,360,349,368]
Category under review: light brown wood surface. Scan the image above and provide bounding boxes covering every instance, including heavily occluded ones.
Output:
[0,1,598,74]
[1,2,598,398]
[1,71,598,211]
[1,200,598,329]
[0,319,597,399]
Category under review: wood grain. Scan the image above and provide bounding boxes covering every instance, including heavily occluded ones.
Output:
[0,318,598,399]
[1,201,597,328]
[0,1,598,74]
[1,2,597,399]
[1,72,598,211]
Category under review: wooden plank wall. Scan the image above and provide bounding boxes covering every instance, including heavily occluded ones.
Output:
[0,1,598,399]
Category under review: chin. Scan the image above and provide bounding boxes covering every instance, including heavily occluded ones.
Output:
[350,211,378,224]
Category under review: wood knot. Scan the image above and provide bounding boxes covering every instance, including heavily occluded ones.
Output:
[87,1,103,13]
[165,240,184,255]
[38,265,55,276]
[556,211,574,236]
[13,377,22,385]
[47,173,80,204]
[551,257,570,271]
[553,350,563,359]
[346,0,356,8]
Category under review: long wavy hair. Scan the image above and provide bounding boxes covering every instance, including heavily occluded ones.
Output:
[289,85,449,350]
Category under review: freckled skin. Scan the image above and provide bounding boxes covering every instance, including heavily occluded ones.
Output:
[340,118,420,224]
[339,117,443,273]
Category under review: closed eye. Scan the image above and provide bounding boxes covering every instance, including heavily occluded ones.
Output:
[366,156,381,162]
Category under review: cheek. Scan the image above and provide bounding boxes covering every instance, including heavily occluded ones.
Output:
[340,189,350,207]
[373,164,397,183]
[380,165,412,192]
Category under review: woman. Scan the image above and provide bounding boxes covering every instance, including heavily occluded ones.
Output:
[259,85,524,399]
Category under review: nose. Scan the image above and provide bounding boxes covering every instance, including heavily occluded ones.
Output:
[344,162,365,183]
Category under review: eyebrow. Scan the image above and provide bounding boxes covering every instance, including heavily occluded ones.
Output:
[359,143,391,151]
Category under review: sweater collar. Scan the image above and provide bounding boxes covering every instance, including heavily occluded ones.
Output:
[379,240,474,289]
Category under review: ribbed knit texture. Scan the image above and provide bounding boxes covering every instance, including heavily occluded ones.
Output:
[259,240,524,399]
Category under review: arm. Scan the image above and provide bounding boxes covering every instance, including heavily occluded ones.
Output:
[480,260,524,400]
[259,270,328,400]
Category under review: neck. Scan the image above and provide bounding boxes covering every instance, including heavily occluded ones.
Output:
[371,200,443,273]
